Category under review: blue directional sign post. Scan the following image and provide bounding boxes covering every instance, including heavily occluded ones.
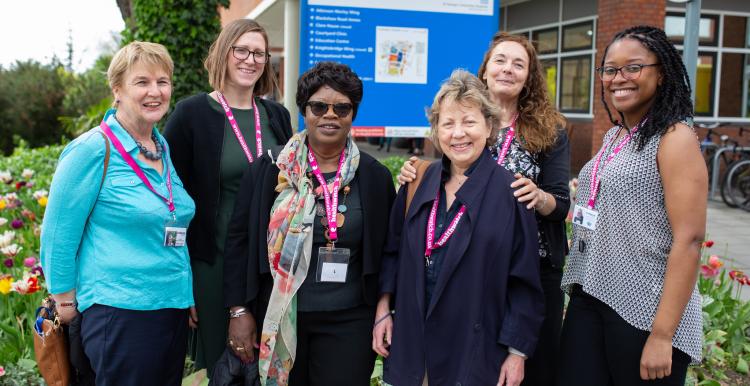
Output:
[299,0,498,137]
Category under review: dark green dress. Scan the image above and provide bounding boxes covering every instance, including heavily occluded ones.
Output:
[190,95,277,375]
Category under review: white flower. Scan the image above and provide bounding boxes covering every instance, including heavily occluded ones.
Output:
[32,190,48,200]
[21,169,34,179]
[0,231,15,248]
[0,171,11,184]
[1,244,21,257]
[4,193,17,202]
[0,218,7,227]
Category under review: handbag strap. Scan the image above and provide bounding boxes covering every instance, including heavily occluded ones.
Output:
[404,158,431,216]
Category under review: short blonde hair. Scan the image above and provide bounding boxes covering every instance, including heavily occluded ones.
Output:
[107,41,173,99]
[204,19,278,96]
[427,69,501,153]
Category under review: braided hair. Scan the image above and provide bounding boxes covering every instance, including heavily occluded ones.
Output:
[600,26,693,150]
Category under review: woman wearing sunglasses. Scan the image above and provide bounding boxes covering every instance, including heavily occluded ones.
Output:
[163,19,293,376]
[223,61,396,385]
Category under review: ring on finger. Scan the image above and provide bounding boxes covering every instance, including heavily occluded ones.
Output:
[236,346,246,351]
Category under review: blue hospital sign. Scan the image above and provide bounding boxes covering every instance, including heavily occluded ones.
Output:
[300,0,498,137]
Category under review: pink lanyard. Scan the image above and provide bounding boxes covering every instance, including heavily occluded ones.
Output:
[216,92,263,163]
[496,113,519,165]
[424,190,467,263]
[587,121,643,209]
[308,148,347,242]
[100,120,175,214]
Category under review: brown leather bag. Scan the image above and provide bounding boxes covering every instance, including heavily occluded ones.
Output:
[33,298,71,386]
[404,158,432,215]
[33,131,110,386]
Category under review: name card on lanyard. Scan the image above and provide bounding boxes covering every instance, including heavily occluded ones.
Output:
[216,92,263,163]
[573,120,643,233]
[308,148,351,283]
[99,119,186,247]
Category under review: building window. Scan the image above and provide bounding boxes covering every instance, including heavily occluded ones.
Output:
[560,56,591,113]
[562,22,594,52]
[515,17,596,115]
[532,28,558,55]
[669,11,750,121]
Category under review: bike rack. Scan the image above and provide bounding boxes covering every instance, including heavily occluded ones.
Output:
[710,146,750,200]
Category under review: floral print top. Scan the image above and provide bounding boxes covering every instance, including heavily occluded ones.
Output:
[490,126,552,259]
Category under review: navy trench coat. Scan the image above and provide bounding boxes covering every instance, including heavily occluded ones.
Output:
[379,150,544,386]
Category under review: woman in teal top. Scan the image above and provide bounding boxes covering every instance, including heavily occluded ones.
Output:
[164,19,293,376]
[41,41,195,385]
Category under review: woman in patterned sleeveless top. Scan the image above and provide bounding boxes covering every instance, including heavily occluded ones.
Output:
[399,32,570,386]
[559,26,707,386]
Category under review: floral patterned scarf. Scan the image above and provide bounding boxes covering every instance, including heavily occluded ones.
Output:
[259,131,360,385]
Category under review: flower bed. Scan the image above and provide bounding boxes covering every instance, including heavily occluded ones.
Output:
[0,142,62,384]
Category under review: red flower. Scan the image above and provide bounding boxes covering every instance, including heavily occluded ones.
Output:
[728,270,747,284]
[703,240,714,248]
[700,264,719,279]
[26,275,40,294]
[14,181,26,190]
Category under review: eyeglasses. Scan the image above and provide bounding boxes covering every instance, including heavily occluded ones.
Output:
[231,46,269,64]
[596,63,660,81]
[306,101,353,117]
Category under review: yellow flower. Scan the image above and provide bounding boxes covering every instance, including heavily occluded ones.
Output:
[0,275,12,295]
[0,200,6,210]
[37,196,47,207]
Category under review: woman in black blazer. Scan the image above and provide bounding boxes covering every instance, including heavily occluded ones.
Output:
[163,19,293,375]
[375,69,544,386]
[223,62,395,386]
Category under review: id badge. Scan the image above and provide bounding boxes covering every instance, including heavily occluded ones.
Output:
[316,247,350,283]
[164,216,187,247]
[572,204,599,231]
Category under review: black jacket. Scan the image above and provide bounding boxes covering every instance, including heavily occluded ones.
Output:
[536,130,571,268]
[223,150,396,317]
[163,93,293,264]
[380,150,544,385]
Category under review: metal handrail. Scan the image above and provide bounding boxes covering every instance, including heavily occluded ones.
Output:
[710,146,750,200]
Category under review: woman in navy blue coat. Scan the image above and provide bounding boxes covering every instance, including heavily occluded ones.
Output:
[373,70,544,386]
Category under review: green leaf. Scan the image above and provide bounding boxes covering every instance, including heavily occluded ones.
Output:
[697,380,722,386]
[737,357,749,374]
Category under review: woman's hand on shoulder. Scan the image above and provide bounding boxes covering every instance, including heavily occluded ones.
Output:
[396,156,419,185]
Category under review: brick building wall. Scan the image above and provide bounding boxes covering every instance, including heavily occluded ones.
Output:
[592,0,666,152]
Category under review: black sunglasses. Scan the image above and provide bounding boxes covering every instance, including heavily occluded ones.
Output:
[305,101,353,117]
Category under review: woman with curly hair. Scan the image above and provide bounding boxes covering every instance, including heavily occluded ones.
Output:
[559,25,706,386]
[398,32,570,386]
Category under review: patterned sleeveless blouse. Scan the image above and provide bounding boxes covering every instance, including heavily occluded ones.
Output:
[561,124,703,364]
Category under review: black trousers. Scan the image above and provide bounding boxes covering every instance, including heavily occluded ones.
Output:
[81,304,188,386]
[558,287,691,386]
[523,259,564,386]
[289,305,376,386]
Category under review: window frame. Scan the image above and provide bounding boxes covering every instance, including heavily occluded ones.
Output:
[561,21,594,52]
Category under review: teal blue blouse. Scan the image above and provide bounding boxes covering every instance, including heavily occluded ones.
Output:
[41,111,196,312]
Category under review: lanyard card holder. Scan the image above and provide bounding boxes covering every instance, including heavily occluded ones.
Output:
[164,215,188,247]
[316,247,350,283]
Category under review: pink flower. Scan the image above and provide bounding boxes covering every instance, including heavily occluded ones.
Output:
[700,264,719,279]
[708,255,723,269]
[23,256,36,268]
[0,365,5,376]
[31,265,43,278]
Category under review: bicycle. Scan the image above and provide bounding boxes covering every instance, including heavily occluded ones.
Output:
[722,158,750,211]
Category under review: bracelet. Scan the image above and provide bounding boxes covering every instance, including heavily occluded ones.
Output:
[229,307,248,319]
[57,301,77,308]
[374,310,395,326]
[536,189,548,211]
